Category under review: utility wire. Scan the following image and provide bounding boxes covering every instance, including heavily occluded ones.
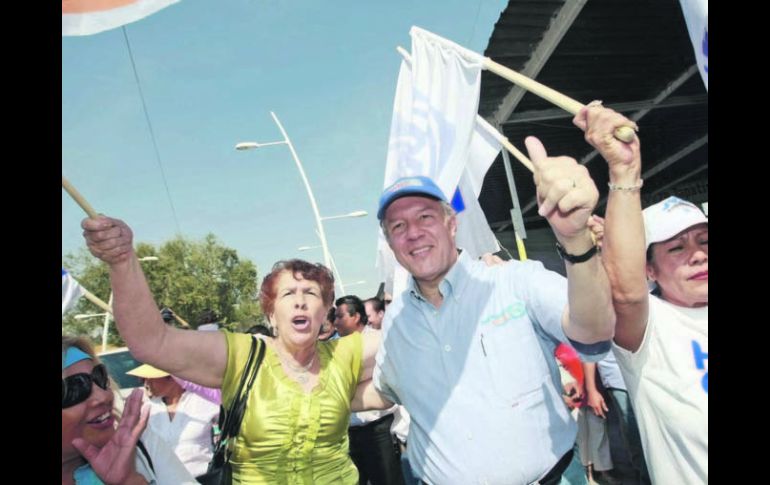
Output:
[122,26,183,236]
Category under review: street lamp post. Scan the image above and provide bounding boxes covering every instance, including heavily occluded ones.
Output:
[235,112,333,269]
[296,245,366,295]
[297,244,345,294]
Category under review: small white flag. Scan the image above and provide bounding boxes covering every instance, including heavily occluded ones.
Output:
[62,268,85,316]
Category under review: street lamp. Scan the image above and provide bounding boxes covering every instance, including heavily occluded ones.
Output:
[343,280,367,289]
[297,244,344,293]
[235,111,333,270]
[320,210,368,221]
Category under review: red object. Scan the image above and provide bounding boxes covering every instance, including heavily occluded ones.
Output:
[555,343,584,389]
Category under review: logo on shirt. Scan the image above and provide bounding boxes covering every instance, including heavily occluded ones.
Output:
[480,301,527,327]
[692,340,708,393]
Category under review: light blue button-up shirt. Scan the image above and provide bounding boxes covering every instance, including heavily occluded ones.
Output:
[374,250,608,484]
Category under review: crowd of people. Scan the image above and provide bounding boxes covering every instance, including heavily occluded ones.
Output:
[62,105,707,484]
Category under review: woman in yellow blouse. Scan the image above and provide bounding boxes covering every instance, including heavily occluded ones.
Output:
[81,215,382,484]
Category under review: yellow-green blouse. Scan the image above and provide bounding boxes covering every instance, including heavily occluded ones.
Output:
[221,331,363,484]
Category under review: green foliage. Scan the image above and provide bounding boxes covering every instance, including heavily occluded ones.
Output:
[63,234,262,345]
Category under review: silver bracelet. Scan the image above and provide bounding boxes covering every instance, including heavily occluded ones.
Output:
[608,179,643,191]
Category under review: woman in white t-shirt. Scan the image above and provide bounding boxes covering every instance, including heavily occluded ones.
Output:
[575,105,707,484]
[127,364,220,478]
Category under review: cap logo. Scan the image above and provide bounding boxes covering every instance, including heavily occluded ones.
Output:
[661,196,698,212]
[386,177,424,194]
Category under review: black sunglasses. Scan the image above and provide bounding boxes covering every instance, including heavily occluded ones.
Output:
[62,364,110,409]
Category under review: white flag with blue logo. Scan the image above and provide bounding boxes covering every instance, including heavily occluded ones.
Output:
[62,269,85,316]
[679,0,708,90]
[377,27,501,294]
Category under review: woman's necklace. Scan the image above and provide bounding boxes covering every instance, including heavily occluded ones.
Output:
[277,346,317,385]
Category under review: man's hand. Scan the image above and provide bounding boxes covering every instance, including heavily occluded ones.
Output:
[562,381,583,410]
[480,253,505,267]
[525,136,598,241]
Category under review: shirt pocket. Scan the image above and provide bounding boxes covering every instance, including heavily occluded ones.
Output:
[479,317,551,405]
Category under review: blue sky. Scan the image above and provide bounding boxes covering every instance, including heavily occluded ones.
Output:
[62,0,509,299]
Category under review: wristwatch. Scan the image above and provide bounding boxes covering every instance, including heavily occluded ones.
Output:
[555,242,598,264]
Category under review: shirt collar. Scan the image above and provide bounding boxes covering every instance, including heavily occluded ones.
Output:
[406,249,472,304]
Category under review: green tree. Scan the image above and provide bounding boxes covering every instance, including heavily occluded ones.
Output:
[63,234,262,347]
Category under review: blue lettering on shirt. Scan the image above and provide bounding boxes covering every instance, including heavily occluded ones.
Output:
[692,340,708,393]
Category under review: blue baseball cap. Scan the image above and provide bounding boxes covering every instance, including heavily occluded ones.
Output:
[377,176,448,220]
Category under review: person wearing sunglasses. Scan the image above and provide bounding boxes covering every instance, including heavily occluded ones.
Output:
[62,336,196,485]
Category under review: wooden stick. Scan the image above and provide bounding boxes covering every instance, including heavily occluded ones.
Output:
[482,58,636,143]
[81,288,113,314]
[167,308,191,328]
[62,176,99,218]
[475,116,534,173]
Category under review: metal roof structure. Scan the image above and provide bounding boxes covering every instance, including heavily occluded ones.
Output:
[477,0,708,247]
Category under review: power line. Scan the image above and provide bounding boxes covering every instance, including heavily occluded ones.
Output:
[121,26,183,236]
[467,0,484,47]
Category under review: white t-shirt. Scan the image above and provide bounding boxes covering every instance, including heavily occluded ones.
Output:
[613,295,708,484]
[146,391,220,477]
[136,427,198,484]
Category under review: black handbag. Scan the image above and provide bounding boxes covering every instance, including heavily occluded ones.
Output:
[196,337,266,485]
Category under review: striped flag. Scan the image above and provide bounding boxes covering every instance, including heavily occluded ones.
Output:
[62,268,85,315]
[62,0,180,36]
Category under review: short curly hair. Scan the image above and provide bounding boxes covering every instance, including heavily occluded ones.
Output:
[259,259,335,316]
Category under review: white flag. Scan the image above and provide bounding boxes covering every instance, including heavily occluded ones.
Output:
[62,0,180,37]
[62,268,85,316]
[377,27,502,294]
[454,119,502,258]
[678,0,708,90]
[383,26,484,196]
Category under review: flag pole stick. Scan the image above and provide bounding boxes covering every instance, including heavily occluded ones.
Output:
[167,309,191,328]
[396,47,535,173]
[62,176,99,218]
[61,177,191,326]
[81,288,113,314]
[481,58,635,143]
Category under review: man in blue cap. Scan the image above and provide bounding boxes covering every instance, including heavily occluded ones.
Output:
[362,136,616,485]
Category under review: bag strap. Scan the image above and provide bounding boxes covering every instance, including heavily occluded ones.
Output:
[216,336,266,457]
[136,439,154,474]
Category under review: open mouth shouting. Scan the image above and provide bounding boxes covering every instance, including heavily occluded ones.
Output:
[291,315,312,331]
